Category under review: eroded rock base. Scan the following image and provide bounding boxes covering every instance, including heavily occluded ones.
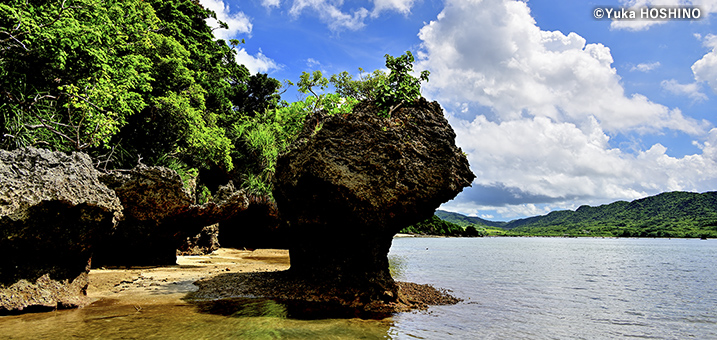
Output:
[188,271,461,315]
[0,272,91,315]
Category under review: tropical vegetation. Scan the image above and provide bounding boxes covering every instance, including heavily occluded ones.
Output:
[0,0,430,198]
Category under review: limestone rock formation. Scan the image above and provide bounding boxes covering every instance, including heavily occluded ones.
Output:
[0,147,122,313]
[177,224,221,256]
[273,98,474,306]
[93,166,248,266]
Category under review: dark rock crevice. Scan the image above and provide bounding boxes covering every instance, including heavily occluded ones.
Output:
[93,166,249,267]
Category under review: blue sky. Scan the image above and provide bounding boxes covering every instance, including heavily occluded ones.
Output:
[200,0,717,221]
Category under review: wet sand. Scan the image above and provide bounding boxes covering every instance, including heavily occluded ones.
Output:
[86,247,459,312]
[87,248,290,306]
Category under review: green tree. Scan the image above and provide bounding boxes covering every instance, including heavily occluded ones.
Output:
[329,68,387,101]
[375,51,429,117]
[328,51,430,118]
[111,0,246,171]
[400,215,468,236]
[1,0,155,152]
[232,71,358,195]
[1,0,284,183]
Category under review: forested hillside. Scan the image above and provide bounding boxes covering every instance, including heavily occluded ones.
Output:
[504,191,717,237]
[436,191,717,238]
[399,215,484,237]
[435,210,507,228]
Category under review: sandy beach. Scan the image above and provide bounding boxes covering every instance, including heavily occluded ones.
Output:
[87,248,290,306]
[85,247,458,312]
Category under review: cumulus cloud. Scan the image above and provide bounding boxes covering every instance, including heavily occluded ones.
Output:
[200,0,253,40]
[631,61,661,72]
[417,0,706,134]
[610,0,717,31]
[441,112,717,218]
[693,34,717,93]
[661,79,708,101]
[419,0,716,218]
[235,48,279,73]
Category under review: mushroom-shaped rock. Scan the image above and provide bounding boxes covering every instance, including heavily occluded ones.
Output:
[273,98,474,306]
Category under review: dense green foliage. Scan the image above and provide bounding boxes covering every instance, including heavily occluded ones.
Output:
[329,51,430,118]
[1,0,157,152]
[0,0,431,198]
[375,51,429,117]
[233,70,359,195]
[0,0,280,192]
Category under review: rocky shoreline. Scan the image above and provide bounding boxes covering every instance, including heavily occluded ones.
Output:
[84,247,460,316]
[189,272,461,315]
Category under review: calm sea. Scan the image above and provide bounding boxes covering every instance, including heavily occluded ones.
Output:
[388,237,717,339]
[2,237,716,339]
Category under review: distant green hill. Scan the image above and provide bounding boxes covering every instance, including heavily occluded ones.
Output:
[505,191,717,237]
[435,191,717,238]
[435,210,507,228]
[399,215,484,237]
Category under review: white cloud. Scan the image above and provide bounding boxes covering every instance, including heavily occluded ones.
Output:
[284,0,418,30]
[661,79,708,101]
[610,0,717,31]
[452,115,640,199]
[197,0,278,74]
[235,48,279,73]
[696,128,717,161]
[693,34,717,93]
[631,61,661,72]
[371,0,415,17]
[417,0,706,134]
[417,0,716,218]
[306,58,321,68]
[262,0,281,9]
[200,0,253,40]
[443,112,717,218]
[289,0,370,31]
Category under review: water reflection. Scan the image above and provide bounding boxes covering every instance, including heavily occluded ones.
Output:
[191,297,394,320]
[388,254,407,280]
[0,297,396,339]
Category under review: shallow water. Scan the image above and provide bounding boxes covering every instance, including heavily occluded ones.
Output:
[389,237,717,339]
[0,297,393,339]
[2,237,716,339]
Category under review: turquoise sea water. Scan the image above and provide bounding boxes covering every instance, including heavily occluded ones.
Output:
[2,237,716,339]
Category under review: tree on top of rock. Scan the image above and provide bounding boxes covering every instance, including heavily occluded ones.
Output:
[375,51,430,117]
